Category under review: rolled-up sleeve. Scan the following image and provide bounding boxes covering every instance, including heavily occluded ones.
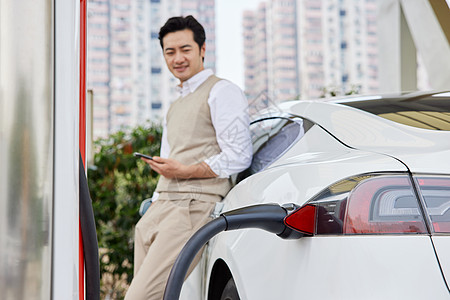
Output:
[204,80,253,178]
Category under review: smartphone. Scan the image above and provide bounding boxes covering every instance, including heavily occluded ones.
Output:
[133,152,153,160]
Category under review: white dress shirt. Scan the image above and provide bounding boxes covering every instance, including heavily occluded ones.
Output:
[160,69,252,178]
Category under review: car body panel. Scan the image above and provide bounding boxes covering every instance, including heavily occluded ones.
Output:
[207,124,449,299]
[432,236,450,289]
[226,124,407,211]
[208,233,449,300]
[280,101,450,174]
[180,95,450,300]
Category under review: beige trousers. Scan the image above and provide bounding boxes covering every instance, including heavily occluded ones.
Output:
[124,199,216,300]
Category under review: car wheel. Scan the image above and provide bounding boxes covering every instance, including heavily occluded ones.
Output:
[220,278,240,300]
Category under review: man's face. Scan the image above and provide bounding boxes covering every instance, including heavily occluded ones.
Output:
[162,29,205,84]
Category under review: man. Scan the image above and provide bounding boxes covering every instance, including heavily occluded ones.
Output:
[124,15,252,300]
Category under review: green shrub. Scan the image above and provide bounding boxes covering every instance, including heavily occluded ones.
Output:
[87,123,162,299]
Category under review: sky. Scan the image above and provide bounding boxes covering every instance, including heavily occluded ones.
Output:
[215,0,263,90]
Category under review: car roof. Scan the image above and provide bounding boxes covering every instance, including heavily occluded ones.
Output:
[330,91,450,130]
[322,90,450,103]
[274,91,450,174]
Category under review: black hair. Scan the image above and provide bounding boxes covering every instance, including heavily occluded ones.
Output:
[158,15,206,50]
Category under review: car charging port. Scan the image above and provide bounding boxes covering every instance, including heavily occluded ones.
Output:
[163,203,303,300]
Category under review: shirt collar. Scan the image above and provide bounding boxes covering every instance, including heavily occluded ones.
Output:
[176,69,214,97]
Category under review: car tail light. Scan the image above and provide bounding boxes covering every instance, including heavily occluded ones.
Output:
[415,176,450,234]
[284,174,429,235]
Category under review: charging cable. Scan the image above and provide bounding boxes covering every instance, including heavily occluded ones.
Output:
[163,203,302,300]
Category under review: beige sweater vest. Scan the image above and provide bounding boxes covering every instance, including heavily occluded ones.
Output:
[155,75,232,202]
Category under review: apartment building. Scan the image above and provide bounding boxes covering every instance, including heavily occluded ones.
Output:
[243,0,380,102]
[152,0,217,120]
[243,2,269,102]
[87,0,111,138]
[87,0,216,139]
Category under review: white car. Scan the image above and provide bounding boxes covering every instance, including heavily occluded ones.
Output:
[179,91,450,300]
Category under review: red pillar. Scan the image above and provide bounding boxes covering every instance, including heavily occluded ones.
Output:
[79,0,87,299]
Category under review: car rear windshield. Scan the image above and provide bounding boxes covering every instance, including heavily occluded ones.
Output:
[341,93,450,131]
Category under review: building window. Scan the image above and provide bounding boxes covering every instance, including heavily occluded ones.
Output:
[151,67,161,74]
[152,102,162,109]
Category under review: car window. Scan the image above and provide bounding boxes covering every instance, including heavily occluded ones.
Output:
[236,116,312,183]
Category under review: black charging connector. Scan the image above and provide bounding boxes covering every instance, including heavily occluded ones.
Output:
[163,203,303,300]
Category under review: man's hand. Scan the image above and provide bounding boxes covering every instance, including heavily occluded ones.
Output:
[142,156,217,179]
